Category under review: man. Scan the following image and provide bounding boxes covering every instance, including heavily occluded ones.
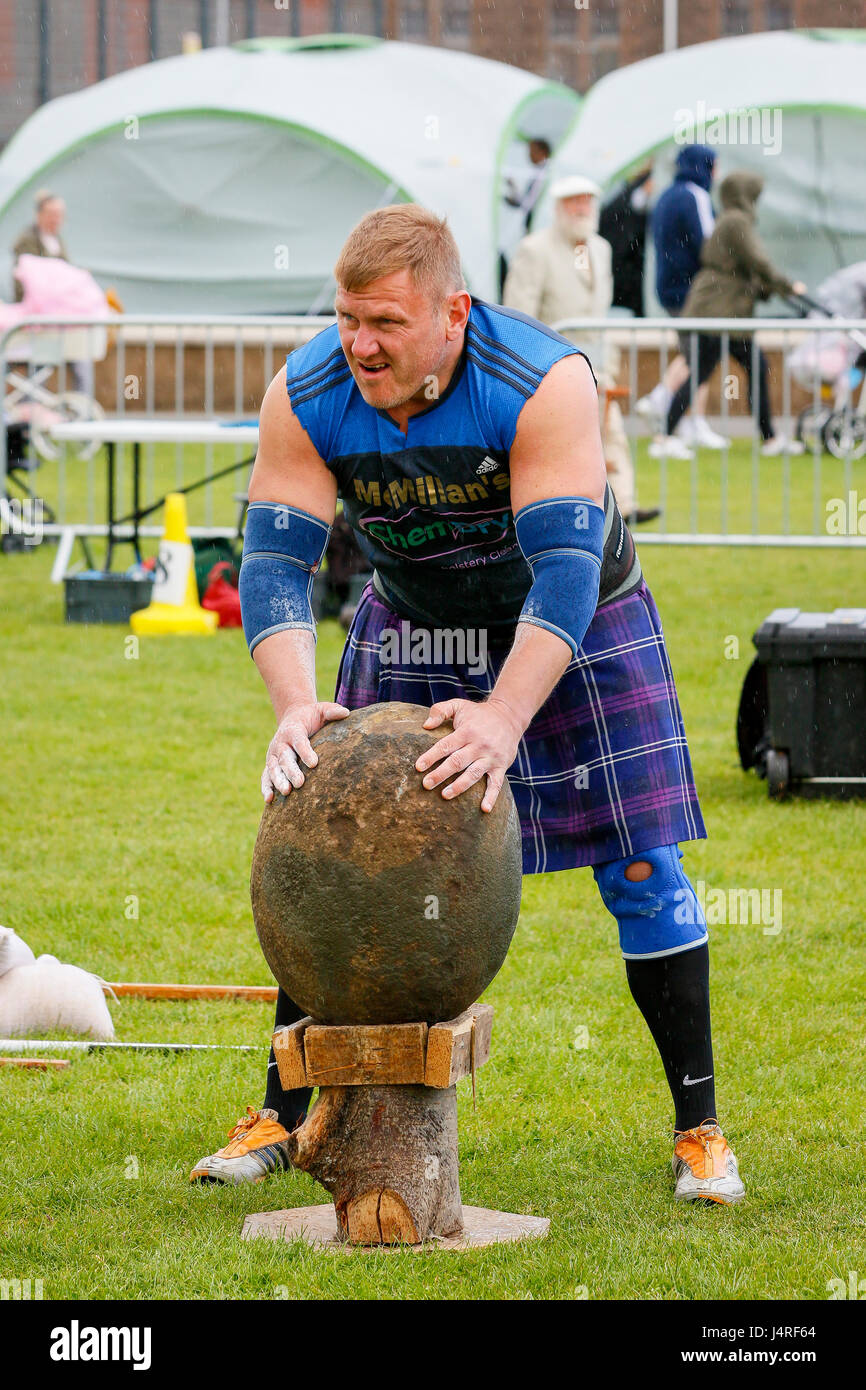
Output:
[190,204,744,1207]
[13,189,69,285]
[637,145,726,457]
[503,137,552,234]
[12,189,93,398]
[499,136,552,295]
[598,166,653,319]
[504,174,659,526]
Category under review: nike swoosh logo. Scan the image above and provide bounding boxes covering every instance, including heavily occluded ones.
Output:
[683,1073,713,1086]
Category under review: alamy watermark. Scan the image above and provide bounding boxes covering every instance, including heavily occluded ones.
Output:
[50,1321,152,1369]
[826,491,866,536]
[675,879,783,936]
[0,497,43,545]
[674,102,783,157]
[827,1270,866,1299]
[1,1276,43,1299]
[379,620,488,677]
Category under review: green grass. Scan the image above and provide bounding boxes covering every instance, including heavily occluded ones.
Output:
[1,489,865,1300]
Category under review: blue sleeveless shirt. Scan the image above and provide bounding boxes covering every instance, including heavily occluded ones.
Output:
[285,299,640,631]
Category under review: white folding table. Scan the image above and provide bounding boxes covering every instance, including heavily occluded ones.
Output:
[47,417,259,581]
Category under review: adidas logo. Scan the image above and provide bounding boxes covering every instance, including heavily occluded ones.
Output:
[476,455,499,476]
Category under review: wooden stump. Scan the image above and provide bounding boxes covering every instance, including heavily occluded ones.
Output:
[286,1083,463,1245]
[247,1009,549,1252]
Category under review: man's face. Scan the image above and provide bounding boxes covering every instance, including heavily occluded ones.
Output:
[559,193,595,220]
[528,141,549,167]
[38,198,65,234]
[335,269,468,411]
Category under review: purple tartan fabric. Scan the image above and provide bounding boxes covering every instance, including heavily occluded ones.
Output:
[334,580,706,874]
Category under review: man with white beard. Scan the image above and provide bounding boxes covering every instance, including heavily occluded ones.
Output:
[504,175,660,525]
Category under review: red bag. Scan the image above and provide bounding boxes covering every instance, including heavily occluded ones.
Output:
[201,561,242,628]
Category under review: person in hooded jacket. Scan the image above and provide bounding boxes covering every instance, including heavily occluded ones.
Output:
[659,171,806,457]
[653,146,716,314]
[637,146,727,455]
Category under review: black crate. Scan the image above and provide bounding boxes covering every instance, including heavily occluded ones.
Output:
[64,571,154,625]
[747,607,866,798]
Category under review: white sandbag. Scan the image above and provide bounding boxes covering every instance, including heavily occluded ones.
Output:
[0,954,115,1040]
[0,925,36,977]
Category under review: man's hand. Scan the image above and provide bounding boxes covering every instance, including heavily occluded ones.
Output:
[262,701,350,802]
[415,697,523,812]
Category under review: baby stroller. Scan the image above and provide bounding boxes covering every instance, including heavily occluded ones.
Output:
[787,291,866,459]
[1,254,117,468]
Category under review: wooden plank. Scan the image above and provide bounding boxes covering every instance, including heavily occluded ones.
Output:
[109,982,278,1002]
[272,1017,314,1091]
[242,1203,549,1251]
[303,1022,428,1086]
[424,1004,493,1089]
[0,1057,70,1070]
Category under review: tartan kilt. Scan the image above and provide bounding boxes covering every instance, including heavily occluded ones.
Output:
[334,580,707,875]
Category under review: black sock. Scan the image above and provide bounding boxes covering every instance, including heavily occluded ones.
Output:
[624,943,716,1131]
[263,989,312,1132]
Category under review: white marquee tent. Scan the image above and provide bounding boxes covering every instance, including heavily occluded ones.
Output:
[544,29,866,307]
[0,35,578,312]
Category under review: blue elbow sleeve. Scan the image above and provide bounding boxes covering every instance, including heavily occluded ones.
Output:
[514,496,605,657]
[239,501,331,656]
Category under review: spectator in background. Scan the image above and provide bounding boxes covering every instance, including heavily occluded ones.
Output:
[503,137,552,233]
[12,188,94,399]
[637,145,726,456]
[503,174,659,524]
[499,137,552,295]
[13,190,69,294]
[654,146,715,314]
[598,165,653,318]
[659,171,806,457]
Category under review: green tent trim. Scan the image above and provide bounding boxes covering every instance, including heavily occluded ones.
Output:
[233,34,383,54]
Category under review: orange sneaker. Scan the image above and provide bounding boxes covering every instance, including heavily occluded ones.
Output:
[189,1107,293,1184]
[672,1119,745,1204]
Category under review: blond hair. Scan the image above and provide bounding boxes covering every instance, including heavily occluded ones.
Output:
[334,204,465,302]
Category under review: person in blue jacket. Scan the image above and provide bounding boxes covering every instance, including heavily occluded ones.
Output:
[637,145,725,455]
[654,145,716,312]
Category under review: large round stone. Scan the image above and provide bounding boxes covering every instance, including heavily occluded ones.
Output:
[250,702,523,1025]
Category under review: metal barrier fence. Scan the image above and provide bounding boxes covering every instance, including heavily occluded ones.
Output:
[0,314,332,556]
[3,312,866,550]
[552,315,866,547]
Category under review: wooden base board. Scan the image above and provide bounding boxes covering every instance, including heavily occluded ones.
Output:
[241,1203,548,1252]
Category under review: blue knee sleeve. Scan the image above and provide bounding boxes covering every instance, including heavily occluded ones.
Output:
[239,501,331,656]
[592,844,708,960]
